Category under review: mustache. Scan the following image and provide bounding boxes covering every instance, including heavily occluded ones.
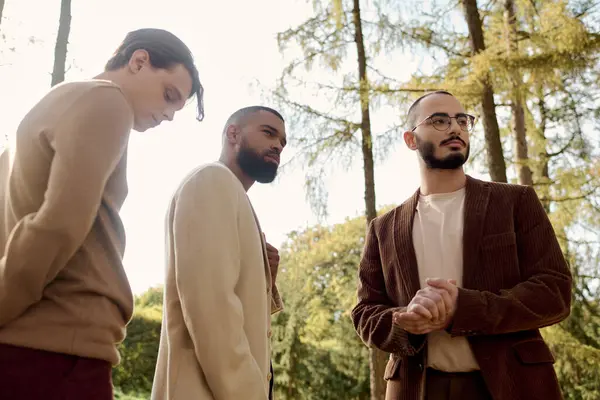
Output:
[265,150,280,158]
[440,136,466,146]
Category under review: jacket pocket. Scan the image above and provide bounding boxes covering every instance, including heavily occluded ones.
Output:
[513,339,555,364]
[383,355,402,381]
[482,232,517,249]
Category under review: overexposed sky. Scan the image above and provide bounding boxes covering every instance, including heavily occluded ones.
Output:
[0,0,487,294]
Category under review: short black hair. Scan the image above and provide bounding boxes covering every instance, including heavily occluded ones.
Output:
[224,106,285,131]
[406,90,454,129]
[105,28,205,121]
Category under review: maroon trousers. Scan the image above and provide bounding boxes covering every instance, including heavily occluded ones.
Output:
[0,343,113,400]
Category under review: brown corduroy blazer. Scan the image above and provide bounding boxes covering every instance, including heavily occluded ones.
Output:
[351,176,571,400]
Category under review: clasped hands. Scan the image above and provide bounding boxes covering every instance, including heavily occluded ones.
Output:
[393,278,459,335]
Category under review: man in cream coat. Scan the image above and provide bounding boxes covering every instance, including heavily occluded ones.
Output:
[151,106,286,400]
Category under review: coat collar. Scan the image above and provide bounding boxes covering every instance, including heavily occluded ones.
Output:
[392,175,491,297]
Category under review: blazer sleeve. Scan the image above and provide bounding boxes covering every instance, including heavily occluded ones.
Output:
[173,166,268,400]
[449,185,572,337]
[351,220,426,356]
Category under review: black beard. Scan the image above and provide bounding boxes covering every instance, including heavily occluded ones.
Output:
[237,144,278,183]
[416,136,470,170]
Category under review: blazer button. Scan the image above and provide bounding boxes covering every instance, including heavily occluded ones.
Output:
[267,372,273,381]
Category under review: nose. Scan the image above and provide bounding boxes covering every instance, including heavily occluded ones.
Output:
[271,142,283,154]
[163,110,175,122]
[448,118,462,136]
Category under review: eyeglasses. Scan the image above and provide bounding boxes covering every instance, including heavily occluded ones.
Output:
[411,113,476,133]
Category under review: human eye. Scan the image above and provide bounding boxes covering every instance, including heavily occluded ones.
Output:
[164,88,178,103]
[431,115,449,126]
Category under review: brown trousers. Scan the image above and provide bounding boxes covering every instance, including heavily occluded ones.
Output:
[386,368,492,400]
[0,343,113,400]
[425,368,492,400]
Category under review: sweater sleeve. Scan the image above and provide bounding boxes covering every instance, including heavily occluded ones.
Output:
[0,85,132,326]
[173,166,268,400]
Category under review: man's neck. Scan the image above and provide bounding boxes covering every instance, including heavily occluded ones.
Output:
[419,167,467,196]
[94,71,134,110]
[218,155,254,192]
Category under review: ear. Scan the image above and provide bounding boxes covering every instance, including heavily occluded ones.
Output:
[128,49,150,74]
[225,124,240,145]
[403,131,417,151]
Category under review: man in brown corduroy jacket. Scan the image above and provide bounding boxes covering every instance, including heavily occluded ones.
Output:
[351,91,571,400]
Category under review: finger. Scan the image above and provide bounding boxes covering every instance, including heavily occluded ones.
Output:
[434,279,459,298]
[433,288,452,316]
[394,313,431,330]
[395,314,437,334]
[420,289,446,323]
[414,297,439,321]
[426,288,448,322]
[404,317,445,333]
[426,278,455,292]
[407,302,433,319]
[393,311,424,322]
[408,303,434,320]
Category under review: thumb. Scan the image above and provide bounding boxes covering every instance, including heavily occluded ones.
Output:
[448,279,457,285]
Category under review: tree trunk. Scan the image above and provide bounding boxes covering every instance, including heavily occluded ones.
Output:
[352,0,386,399]
[51,0,72,86]
[536,84,551,212]
[461,0,508,183]
[504,0,533,186]
[0,0,5,32]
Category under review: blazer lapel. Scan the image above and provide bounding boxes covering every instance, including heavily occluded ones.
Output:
[248,201,273,289]
[462,176,491,289]
[393,189,422,303]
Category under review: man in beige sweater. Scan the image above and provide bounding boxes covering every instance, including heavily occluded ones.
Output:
[151,106,286,400]
[0,28,204,400]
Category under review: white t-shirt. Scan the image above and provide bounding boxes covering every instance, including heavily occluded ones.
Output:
[412,187,480,372]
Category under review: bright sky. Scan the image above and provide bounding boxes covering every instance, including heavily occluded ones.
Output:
[0,0,487,294]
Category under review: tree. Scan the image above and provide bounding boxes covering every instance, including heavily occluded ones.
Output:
[51,0,71,86]
[0,0,6,32]
[273,1,406,396]
[461,0,508,182]
[503,0,533,186]
[272,214,381,399]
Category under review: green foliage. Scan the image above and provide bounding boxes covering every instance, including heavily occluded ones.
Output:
[113,387,148,400]
[272,215,373,399]
[135,285,164,309]
[112,293,163,397]
[543,325,600,399]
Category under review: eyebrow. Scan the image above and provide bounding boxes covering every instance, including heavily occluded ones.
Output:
[430,112,469,117]
[261,124,287,146]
